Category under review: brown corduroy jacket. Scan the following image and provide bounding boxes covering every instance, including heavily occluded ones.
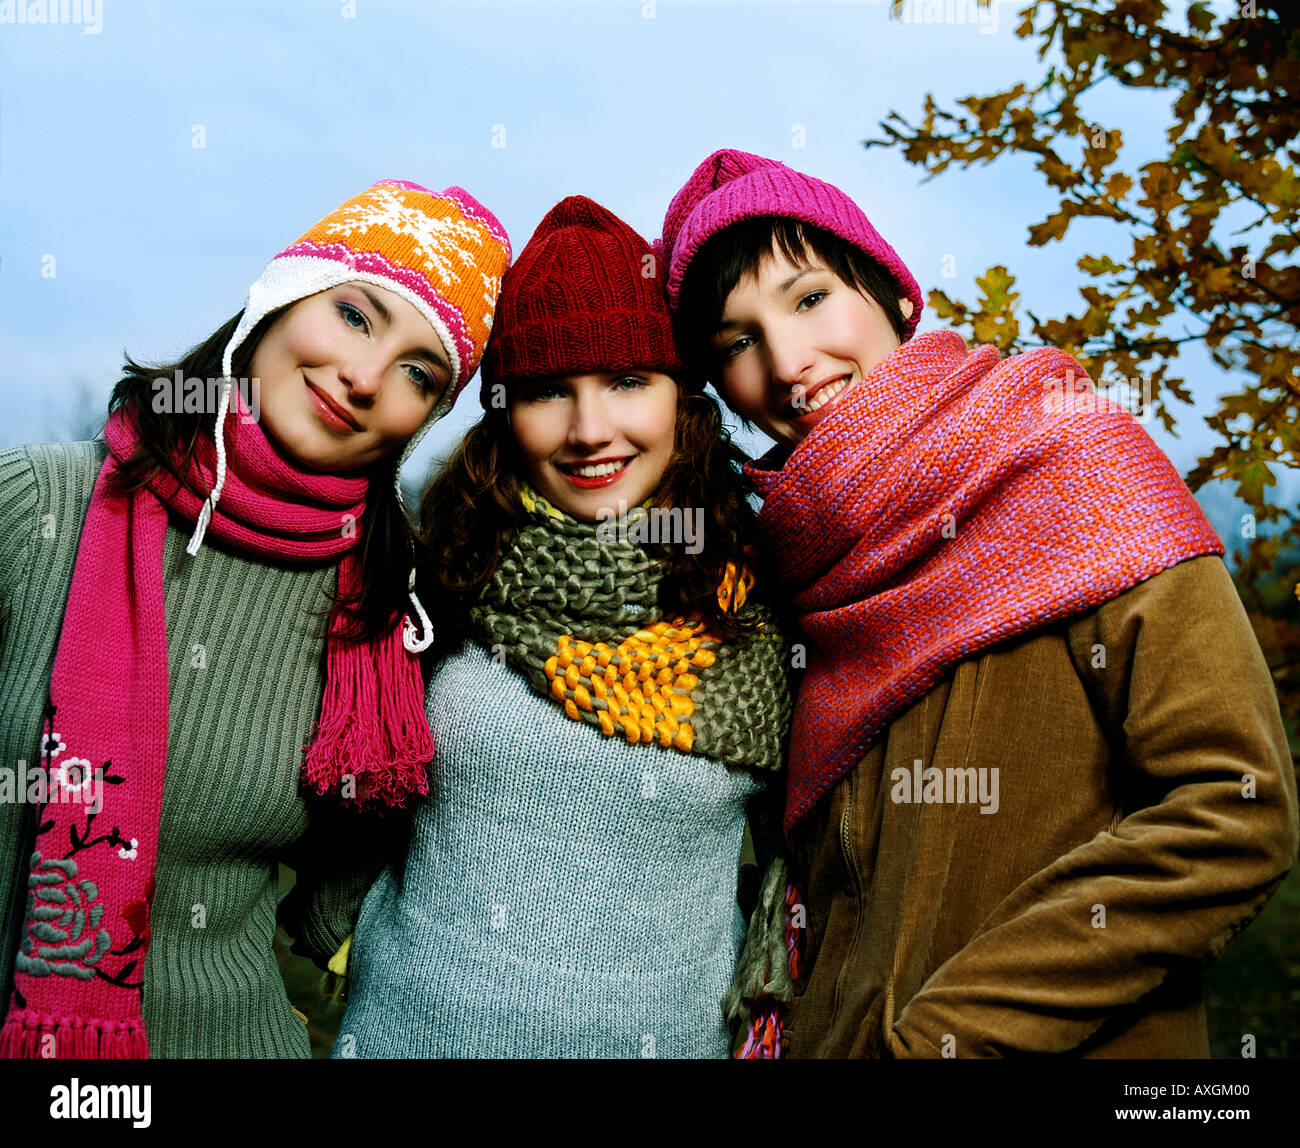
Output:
[782,555,1298,1058]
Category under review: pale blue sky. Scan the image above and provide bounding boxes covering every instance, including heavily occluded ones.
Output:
[0,0,1286,543]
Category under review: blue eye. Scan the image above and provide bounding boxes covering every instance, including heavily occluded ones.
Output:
[613,375,647,391]
[404,363,436,395]
[337,301,369,331]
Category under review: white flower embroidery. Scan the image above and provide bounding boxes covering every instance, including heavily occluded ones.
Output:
[40,732,67,758]
[118,839,139,861]
[54,758,93,793]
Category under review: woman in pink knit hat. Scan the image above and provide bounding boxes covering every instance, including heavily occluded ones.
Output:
[0,180,510,1058]
[662,149,1297,1059]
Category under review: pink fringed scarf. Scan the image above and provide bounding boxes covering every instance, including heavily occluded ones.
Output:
[1,397,431,1058]
[747,331,1224,838]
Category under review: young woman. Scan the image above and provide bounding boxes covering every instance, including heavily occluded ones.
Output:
[334,195,793,1059]
[0,179,510,1058]
[661,149,1298,1058]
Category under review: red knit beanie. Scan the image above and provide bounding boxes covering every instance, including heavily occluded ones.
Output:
[480,195,682,406]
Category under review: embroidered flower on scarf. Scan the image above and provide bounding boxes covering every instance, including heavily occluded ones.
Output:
[53,757,93,794]
[40,731,67,758]
[118,838,139,861]
[17,852,111,978]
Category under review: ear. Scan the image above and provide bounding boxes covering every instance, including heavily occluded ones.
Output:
[898,296,915,320]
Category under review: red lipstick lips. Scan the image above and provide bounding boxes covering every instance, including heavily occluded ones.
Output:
[556,456,632,490]
[305,378,362,433]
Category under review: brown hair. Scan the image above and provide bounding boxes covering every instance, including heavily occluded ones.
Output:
[417,382,770,664]
[106,309,422,643]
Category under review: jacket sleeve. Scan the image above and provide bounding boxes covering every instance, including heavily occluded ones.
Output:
[888,554,1299,1057]
[276,800,410,972]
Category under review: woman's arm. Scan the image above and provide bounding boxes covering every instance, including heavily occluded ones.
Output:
[277,801,410,971]
[0,447,47,1004]
[887,555,1299,1057]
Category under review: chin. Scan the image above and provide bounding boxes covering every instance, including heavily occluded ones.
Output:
[264,430,338,473]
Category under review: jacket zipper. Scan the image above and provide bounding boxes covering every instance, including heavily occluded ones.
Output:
[829,769,861,1027]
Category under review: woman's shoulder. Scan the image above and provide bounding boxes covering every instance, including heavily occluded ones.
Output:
[0,440,107,502]
[0,440,106,604]
[0,440,106,532]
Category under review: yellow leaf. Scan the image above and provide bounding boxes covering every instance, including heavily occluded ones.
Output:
[1078,254,1125,276]
[1028,209,1073,246]
[1202,266,1240,294]
[1103,173,1133,200]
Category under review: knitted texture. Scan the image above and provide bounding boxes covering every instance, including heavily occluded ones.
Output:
[468,491,791,772]
[480,195,681,403]
[224,179,511,424]
[660,149,923,336]
[723,854,794,1053]
[186,179,510,654]
[336,640,764,1058]
[0,404,431,1059]
[0,443,378,1057]
[746,330,1225,835]
[733,880,804,1059]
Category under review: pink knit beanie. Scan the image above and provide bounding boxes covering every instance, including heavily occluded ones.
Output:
[660,149,923,339]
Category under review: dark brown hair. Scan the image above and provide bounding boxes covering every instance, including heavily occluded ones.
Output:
[106,309,422,643]
[417,382,770,664]
[675,216,910,402]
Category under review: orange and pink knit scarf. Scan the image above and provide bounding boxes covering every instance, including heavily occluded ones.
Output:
[747,331,1225,837]
[1,399,432,1058]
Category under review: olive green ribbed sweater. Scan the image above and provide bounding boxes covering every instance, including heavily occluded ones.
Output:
[0,441,390,1058]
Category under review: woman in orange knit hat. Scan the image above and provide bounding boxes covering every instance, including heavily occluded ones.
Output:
[0,180,510,1058]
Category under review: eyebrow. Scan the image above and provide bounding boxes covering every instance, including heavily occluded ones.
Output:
[713,267,821,335]
[360,286,392,325]
[778,267,817,292]
[359,286,451,376]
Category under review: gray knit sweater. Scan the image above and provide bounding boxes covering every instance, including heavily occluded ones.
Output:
[0,442,392,1058]
[336,639,765,1058]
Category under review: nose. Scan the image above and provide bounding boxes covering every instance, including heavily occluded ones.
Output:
[566,389,614,450]
[338,349,384,399]
[766,327,815,394]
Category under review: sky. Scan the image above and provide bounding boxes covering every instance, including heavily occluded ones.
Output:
[0,0,1290,546]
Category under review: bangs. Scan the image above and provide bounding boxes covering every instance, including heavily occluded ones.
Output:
[675,216,908,383]
[682,218,819,343]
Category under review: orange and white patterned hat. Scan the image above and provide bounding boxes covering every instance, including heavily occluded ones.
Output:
[222,178,511,432]
[190,180,510,651]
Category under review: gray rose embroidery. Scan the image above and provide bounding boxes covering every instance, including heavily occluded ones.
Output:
[17,852,112,979]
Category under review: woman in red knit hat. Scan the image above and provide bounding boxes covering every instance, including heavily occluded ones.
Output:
[328,196,795,1058]
[662,149,1298,1059]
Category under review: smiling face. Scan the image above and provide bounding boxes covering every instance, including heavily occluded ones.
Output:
[249,281,452,472]
[711,245,913,448]
[507,371,679,521]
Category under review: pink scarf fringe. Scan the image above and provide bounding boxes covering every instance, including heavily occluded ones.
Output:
[2,397,431,1060]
